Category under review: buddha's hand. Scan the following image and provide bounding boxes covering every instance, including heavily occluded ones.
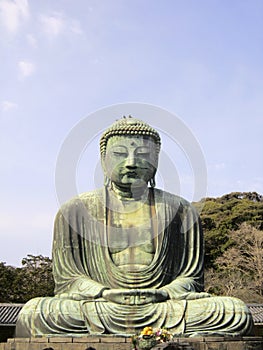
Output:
[102,289,168,305]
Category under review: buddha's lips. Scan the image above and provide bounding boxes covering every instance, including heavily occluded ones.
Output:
[122,171,138,177]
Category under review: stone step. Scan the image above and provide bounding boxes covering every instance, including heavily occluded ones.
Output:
[0,336,263,350]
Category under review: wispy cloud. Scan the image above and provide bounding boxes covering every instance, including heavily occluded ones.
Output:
[214,162,226,170]
[0,0,29,34]
[18,60,36,78]
[1,100,18,112]
[26,33,38,48]
[69,20,83,35]
[208,162,226,171]
[40,13,64,37]
[39,12,83,38]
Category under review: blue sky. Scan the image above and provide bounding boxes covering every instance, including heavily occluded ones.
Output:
[0,0,263,266]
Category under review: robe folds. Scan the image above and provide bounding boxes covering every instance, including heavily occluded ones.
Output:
[16,188,253,337]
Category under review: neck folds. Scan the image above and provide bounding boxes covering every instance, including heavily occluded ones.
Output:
[110,182,149,200]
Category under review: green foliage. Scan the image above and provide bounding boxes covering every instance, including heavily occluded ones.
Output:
[194,191,263,268]
[0,255,54,303]
[193,191,263,303]
[0,262,17,302]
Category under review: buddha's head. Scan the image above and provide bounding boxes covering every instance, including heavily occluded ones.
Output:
[100,116,161,191]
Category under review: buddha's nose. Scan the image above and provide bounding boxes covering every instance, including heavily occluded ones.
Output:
[125,154,137,168]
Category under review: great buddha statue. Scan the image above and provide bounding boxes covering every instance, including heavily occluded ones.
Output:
[16,116,253,337]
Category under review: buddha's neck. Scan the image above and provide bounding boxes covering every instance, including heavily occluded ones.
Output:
[110,182,149,201]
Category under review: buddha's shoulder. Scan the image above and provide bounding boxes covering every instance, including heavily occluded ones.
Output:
[58,189,104,212]
[78,188,104,201]
[154,188,194,210]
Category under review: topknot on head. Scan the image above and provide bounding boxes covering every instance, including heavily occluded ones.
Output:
[100,116,161,157]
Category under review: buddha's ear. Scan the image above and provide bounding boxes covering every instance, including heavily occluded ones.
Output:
[151,167,157,179]
[101,156,107,173]
[152,152,159,170]
[101,155,112,179]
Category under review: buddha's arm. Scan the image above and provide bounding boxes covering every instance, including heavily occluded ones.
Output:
[54,249,108,300]
[57,278,108,301]
[160,278,210,300]
[160,201,211,300]
[52,206,108,300]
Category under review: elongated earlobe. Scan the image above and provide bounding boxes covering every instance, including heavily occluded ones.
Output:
[150,177,156,188]
[104,176,110,187]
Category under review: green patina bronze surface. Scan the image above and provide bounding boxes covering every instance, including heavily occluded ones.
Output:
[16,117,254,337]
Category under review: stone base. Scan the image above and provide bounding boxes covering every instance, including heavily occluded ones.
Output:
[0,336,263,350]
[166,337,263,350]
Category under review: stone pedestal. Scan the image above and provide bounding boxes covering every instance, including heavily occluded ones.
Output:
[0,336,130,350]
[158,337,263,350]
[0,336,263,350]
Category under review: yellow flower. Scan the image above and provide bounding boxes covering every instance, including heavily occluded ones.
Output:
[141,326,153,335]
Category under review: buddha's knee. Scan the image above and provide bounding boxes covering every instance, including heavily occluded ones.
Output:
[16,297,44,337]
[213,296,251,313]
[185,295,250,319]
[18,297,44,319]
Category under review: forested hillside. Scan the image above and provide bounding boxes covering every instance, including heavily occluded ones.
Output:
[193,191,263,302]
[0,192,262,303]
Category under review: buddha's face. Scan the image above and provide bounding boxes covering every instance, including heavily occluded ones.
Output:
[102,135,158,189]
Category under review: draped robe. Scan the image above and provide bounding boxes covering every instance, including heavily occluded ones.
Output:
[16,188,253,337]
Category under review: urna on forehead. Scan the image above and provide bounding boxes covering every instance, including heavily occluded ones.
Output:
[100,115,161,156]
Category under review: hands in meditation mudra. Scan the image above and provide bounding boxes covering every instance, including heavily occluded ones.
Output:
[16,117,253,337]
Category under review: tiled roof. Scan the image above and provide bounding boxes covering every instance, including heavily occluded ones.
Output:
[0,304,23,325]
[0,303,263,326]
[247,304,263,325]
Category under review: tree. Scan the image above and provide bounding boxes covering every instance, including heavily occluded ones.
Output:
[194,192,263,268]
[205,223,263,303]
[18,254,54,302]
[0,255,54,303]
[0,262,17,302]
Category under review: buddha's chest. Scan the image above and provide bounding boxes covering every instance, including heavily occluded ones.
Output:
[107,203,153,248]
[107,202,155,268]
